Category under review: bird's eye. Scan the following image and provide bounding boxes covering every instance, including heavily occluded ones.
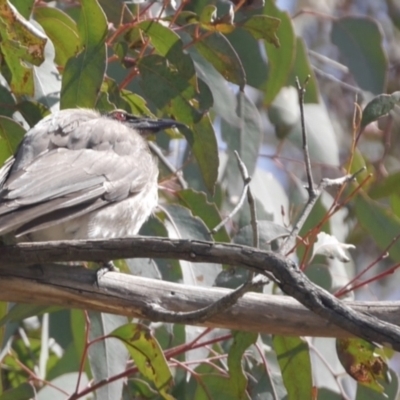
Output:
[113,111,127,121]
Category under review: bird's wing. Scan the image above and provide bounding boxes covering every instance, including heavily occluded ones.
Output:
[0,156,15,187]
[0,146,150,235]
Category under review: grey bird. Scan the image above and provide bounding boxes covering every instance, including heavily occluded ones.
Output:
[0,108,183,242]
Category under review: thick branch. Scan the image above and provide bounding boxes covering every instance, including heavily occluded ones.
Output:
[1,237,400,349]
[0,262,398,339]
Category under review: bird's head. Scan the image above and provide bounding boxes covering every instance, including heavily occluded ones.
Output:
[107,109,185,136]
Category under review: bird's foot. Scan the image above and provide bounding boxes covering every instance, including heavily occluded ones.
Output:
[95,261,119,286]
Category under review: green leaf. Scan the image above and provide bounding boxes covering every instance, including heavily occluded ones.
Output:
[221,91,262,196]
[139,54,203,125]
[0,85,16,117]
[0,116,26,164]
[337,338,389,393]
[226,27,267,89]
[0,1,47,65]
[193,374,242,400]
[288,37,319,103]
[88,312,129,400]
[0,383,34,400]
[360,92,400,129]
[183,115,219,194]
[110,323,173,398]
[120,90,152,115]
[263,1,296,105]
[200,5,217,24]
[162,204,221,286]
[240,15,280,46]
[355,193,400,262]
[60,0,107,109]
[138,20,183,59]
[16,100,49,127]
[369,170,400,199]
[178,188,230,242]
[194,30,246,89]
[190,47,239,122]
[98,0,131,26]
[331,17,387,94]
[355,368,399,400]
[273,336,313,400]
[69,310,91,379]
[0,304,59,327]
[227,331,258,398]
[34,7,79,66]
[140,216,183,283]
[9,0,34,19]
[0,1,47,96]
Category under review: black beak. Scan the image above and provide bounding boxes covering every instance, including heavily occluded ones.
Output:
[127,116,186,134]
[107,110,186,135]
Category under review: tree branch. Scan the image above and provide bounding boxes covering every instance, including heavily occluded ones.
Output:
[0,261,398,339]
[1,237,400,349]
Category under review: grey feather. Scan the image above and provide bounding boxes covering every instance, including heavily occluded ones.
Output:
[0,108,176,241]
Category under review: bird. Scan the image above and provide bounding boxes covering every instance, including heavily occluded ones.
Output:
[0,108,183,242]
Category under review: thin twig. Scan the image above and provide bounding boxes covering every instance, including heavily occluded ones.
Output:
[233,151,259,248]
[296,76,315,198]
[313,67,363,95]
[143,279,265,323]
[210,153,252,234]
[281,168,366,255]
[149,142,188,190]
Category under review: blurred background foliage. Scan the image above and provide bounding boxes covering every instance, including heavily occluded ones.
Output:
[0,0,400,399]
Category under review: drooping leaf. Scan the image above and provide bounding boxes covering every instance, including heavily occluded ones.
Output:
[0,382,34,400]
[110,323,173,399]
[0,304,59,327]
[263,1,296,105]
[273,336,313,400]
[182,115,219,194]
[337,338,390,393]
[355,368,399,400]
[355,193,400,262]
[194,30,246,89]
[60,0,107,109]
[226,27,268,88]
[9,0,34,19]
[139,54,204,125]
[288,37,319,103]
[88,312,129,400]
[0,1,47,96]
[178,188,230,242]
[162,204,222,368]
[190,47,239,123]
[240,14,280,46]
[331,17,387,94]
[360,92,400,129]
[0,116,25,164]
[16,100,49,126]
[369,170,400,199]
[221,90,262,196]
[34,6,79,67]
[0,85,16,117]
[227,331,258,399]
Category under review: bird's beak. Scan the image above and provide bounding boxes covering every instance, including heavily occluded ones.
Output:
[126,116,186,135]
